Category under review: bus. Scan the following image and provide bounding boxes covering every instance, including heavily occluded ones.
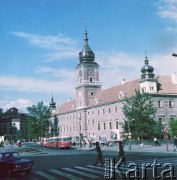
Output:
[40,138,48,147]
[46,137,56,148]
[43,136,72,149]
[57,136,72,149]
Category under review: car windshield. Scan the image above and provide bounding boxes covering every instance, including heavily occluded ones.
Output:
[12,152,21,159]
[2,152,21,160]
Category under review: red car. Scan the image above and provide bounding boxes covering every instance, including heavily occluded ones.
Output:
[0,151,34,175]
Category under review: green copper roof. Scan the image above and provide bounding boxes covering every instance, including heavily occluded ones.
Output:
[79,25,95,62]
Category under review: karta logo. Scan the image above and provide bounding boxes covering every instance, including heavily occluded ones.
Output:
[104,158,176,179]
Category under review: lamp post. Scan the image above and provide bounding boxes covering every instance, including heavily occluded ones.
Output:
[127,118,131,150]
[79,117,82,148]
[172,53,177,57]
[165,129,169,152]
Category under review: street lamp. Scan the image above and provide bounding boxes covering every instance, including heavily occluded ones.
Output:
[127,118,131,150]
[165,129,169,152]
[172,53,177,57]
[79,117,82,148]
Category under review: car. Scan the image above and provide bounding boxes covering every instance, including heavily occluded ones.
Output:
[0,151,34,175]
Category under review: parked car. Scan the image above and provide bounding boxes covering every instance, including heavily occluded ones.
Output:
[0,151,34,175]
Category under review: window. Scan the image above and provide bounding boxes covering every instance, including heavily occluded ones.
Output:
[79,70,82,77]
[170,116,176,120]
[115,107,117,112]
[109,122,112,130]
[157,100,162,108]
[97,110,99,115]
[150,86,154,90]
[103,109,105,114]
[91,92,95,96]
[169,100,173,108]
[109,108,111,113]
[158,117,163,124]
[90,78,93,82]
[92,119,94,125]
[116,121,119,129]
[98,123,100,130]
[103,123,106,130]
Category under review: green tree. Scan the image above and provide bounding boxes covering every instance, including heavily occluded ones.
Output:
[26,101,51,139]
[169,119,177,137]
[123,89,157,140]
[153,121,164,139]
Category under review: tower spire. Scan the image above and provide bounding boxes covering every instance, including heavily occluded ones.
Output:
[49,93,56,110]
[84,17,88,45]
[79,18,95,62]
[145,51,149,65]
[141,51,155,79]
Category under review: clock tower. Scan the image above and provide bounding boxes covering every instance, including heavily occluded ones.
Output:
[75,26,102,109]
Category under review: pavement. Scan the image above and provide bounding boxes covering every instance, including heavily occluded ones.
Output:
[1,143,177,155]
[77,143,177,154]
[0,145,48,155]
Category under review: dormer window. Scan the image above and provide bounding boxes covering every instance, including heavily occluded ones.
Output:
[150,86,154,90]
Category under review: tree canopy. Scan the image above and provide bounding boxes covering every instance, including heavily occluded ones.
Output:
[169,119,177,137]
[26,101,51,139]
[122,89,158,140]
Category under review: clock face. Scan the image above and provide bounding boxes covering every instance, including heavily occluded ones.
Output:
[88,68,94,76]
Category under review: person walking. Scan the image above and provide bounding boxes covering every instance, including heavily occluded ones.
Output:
[90,142,104,166]
[173,137,177,151]
[117,141,126,166]
[154,137,160,146]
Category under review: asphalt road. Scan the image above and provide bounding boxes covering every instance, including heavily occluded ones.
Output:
[1,142,177,179]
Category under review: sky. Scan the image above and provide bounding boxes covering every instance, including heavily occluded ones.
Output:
[0,0,177,112]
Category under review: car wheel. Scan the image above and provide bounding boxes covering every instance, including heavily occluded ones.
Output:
[25,169,31,175]
[7,169,12,176]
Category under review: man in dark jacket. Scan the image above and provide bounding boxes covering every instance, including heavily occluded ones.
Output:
[117,141,126,166]
[173,137,177,151]
[91,142,104,166]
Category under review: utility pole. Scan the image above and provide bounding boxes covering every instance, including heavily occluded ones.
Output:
[172,53,177,57]
[127,118,131,150]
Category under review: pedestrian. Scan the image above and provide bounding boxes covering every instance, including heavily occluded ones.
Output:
[117,141,126,166]
[154,137,160,146]
[173,137,177,151]
[90,142,104,166]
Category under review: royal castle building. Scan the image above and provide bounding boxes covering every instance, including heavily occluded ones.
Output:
[49,27,177,143]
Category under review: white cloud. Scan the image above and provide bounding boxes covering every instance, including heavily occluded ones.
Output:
[1,51,177,95]
[11,31,80,61]
[158,0,177,22]
[0,99,33,112]
[34,66,75,80]
[0,76,75,95]
[97,51,177,88]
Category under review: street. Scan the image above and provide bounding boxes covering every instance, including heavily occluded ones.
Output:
[1,142,177,179]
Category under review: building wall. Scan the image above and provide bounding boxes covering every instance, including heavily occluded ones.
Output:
[54,94,177,142]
